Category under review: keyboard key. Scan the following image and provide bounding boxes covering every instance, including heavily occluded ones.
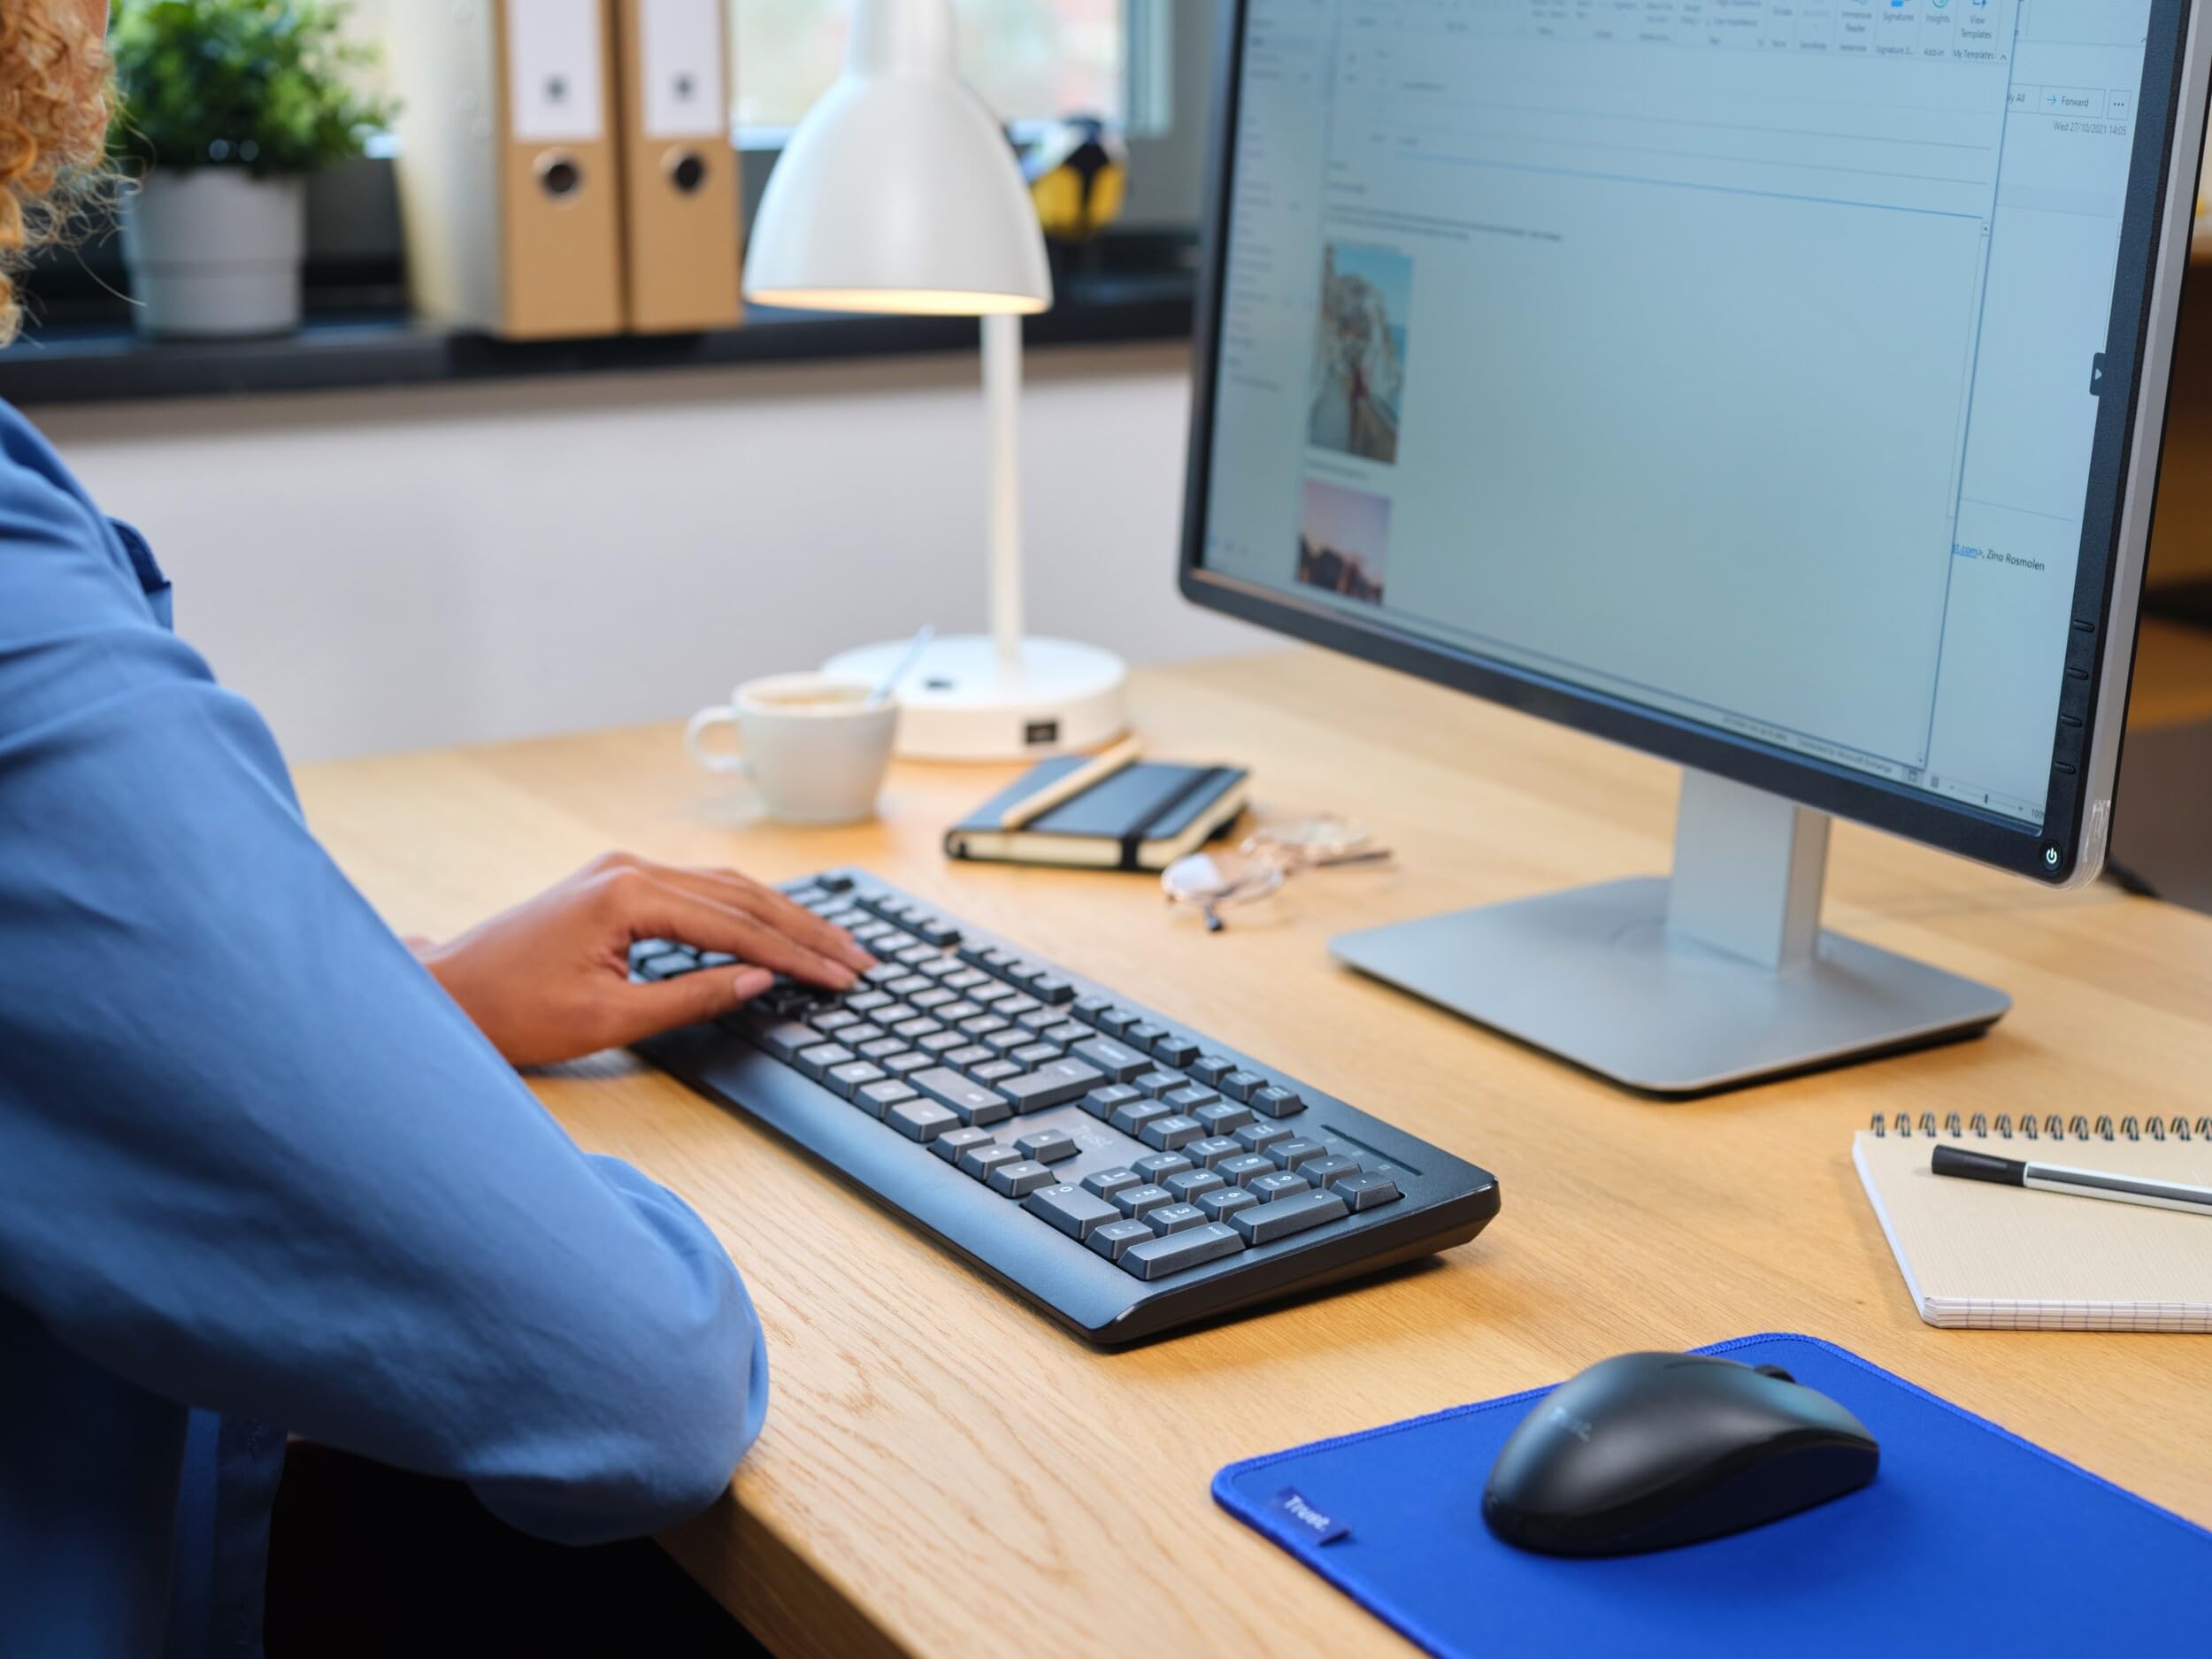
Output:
[1153,1037,1202,1070]
[1131,1153,1194,1187]
[858,1037,908,1062]
[999,1060,1104,1112]
[1219,1154,1281,1188]
[1146,1202,1208,1235]
[996,995,1044,1019]
[1234,1122,1294,1155]
[826,1060,887,1099]
[969,981,1018,1004]
[1249,1171,1313,1202]
[1071,1038,1150,1082]
[1270,1139,1328,1171]
[1194,1102,1254,1138]
[936,1002,984,1024]
[1025,1183,1120,1240]
[1233,1187,1348,1244]
[961,1145,1024,1182]
[1199,1187,1259,1224]
[1131,1071,1187,1099]
[1094,1007,1141,1038]
[1002,960,1045,991]
[889,975,934,997]
[989,1159,1058,1199]
[1015,1128,1079,1164]
[931,1126,997,1164]
[1140,1115,1205,1152]
[918,956,965,979]
[1087,1218,1157,1263]
[1042,1022,1092,1046]
[887,1100,961,1142]
[1165,1169,1225,1203]
[895,945,942,968]
[909,988,955,1010]
[872,1004,919,1027]
[1082,1167,1141,1200]
[945,1045,995,1069]
[958,1014,1010,1038]
[751,1020,825,1062]
[855,1079,918,1119]
[918,1032,967,1056]
[795,1043,857,1081]
[914,918,962,948]
[844,991,893,1014]
[1219,1070,1267,1102]
[1188,1055,1236,1088]
[1125,1020,1169,1050]
[984,1029,1033,1056]
[881,1052,934,1077]
[1017,1008,1066,1034]
[862,963,905,986]
[816,872,853,893]
[941,969,989,992]
[1162,1086,1221,1118]
[912,1068,1013,1126]
[1072,995,1112,1024]
[1186,1135,1244,1169]
[894,1018,943,1042]
[697,952,738,969]
[810,1009,862,1034]
[971,1060,1021,1085]
[840,1024,887,1048]
[1332,1173,1402,1210]
[1031,974,1076,1005]
[1112,1184,1174,1220]
[1109,1100,1172,1137]
[1300,1156,1363,1191]
[1082,1084,1141,1120]
[1250,1086,1305,1119]
[1010,1042,1065,1069]
[1119,1222,1244,1280]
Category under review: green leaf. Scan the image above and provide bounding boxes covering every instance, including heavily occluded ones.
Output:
[107,0,398,177]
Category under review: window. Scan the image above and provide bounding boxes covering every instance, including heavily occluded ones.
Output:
[733,0,1125,132]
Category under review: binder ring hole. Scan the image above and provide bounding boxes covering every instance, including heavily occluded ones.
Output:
[667,150,709,194]
[539,154,583,199]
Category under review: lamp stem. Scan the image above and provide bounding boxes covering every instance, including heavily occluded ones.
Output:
[983,311,1025,681]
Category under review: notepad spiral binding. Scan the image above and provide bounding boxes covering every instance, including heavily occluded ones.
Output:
[1869,1110,2212,1142]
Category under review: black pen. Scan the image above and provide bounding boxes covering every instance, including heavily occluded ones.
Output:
[1932,1144,2212,1217]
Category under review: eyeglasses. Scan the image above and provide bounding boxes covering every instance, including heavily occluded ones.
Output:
[1162,818,1394,932]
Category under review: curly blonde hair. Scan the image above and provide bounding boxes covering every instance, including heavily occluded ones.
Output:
[0,4,111,346]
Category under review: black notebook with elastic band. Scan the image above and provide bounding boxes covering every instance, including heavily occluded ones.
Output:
[944,759,1249,872]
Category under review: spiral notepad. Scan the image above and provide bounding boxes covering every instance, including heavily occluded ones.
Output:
[1854,1111,2212,1333]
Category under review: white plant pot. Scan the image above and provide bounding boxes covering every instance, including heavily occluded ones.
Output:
[121,169,308,339]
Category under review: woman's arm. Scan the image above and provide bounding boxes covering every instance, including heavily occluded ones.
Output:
[0,463,781,1543]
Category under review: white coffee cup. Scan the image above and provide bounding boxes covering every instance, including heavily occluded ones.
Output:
[685,672,898,825]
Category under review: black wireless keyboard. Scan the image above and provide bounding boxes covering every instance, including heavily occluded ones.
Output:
[630,870,1501,1345]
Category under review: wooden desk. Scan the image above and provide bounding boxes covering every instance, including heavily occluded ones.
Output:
[296,649,2212,1659]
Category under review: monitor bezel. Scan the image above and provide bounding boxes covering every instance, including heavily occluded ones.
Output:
[1177,0,2209,887]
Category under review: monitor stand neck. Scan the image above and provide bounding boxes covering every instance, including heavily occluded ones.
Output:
[1332,767,2009,1094]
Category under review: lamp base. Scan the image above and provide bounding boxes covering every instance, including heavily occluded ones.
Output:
[823,634,1128,761]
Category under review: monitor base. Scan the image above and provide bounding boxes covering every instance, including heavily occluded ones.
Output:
[1332,770,2010,1094]
[1332,879,2008,1094]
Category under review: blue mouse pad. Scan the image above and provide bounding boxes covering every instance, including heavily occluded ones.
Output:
[1213,1334,2209,1657]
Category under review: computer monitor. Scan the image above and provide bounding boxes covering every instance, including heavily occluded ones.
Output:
[1178,0,2211,1093]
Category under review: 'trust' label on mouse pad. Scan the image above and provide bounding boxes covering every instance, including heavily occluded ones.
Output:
[1263,1486,1350,1545]
[1210,1334,2212,1659]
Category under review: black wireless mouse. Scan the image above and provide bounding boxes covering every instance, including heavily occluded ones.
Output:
[1482,1352,1878,1556]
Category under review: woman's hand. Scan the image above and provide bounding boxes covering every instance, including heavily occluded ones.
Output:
[418,852,875,1067]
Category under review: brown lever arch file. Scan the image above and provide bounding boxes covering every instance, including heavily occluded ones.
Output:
[614,0,744,333]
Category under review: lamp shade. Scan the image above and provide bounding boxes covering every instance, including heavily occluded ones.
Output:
[743,0,1053,315]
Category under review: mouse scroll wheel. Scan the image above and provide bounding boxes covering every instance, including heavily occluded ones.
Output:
[1753,1364,1796,1383]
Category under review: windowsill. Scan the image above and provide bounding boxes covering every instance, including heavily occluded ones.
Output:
[0,268,1194,408]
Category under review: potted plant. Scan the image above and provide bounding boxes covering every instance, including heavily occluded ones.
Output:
[110,0,392,339]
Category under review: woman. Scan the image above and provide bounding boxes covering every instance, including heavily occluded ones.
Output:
[0,7,869,1655]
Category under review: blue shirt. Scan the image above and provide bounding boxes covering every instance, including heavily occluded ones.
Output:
[0,402,769,1658]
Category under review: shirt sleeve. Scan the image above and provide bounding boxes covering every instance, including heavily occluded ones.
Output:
[0,457,768,1547]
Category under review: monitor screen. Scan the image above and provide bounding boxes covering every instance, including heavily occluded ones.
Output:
[1195,0,2159,831]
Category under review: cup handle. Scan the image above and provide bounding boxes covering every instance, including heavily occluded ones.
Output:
[685,705,750,775]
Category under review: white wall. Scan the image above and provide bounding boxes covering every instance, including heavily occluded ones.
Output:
[30,342,1263,762]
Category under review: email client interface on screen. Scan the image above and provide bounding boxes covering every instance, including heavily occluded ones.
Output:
[1201,0,2156,827]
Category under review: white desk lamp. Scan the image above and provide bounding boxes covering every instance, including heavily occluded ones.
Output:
[742,0,1130,760]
